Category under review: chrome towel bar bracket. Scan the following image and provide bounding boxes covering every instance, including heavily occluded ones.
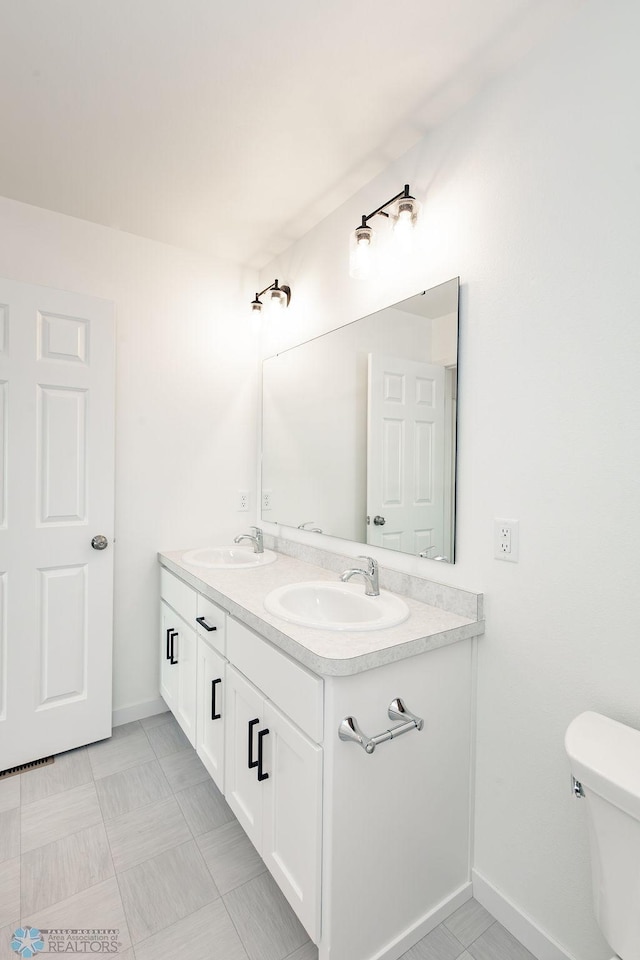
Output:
[338,698,424,754]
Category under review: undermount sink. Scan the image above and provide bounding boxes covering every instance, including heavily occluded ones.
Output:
[264,580,410,631]
[181,546,278,569]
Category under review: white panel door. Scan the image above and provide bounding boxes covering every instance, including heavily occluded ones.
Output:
[160,601,179,715]
[367,354,445,556]
[197,639,226,791]
[224,665,266,852]
[174,617,197,747]
[263,699,322,943]
[0,278,115,771]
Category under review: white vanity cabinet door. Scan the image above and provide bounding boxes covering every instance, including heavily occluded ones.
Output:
[262,700,322,943]
[224,665,266,851]
[197,639,226,792]
[173,616,197,747]
[160,601,179,715]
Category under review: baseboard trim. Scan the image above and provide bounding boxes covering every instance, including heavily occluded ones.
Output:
[472,870,577,960]
[371,883,472,960]
[112,698,168,728]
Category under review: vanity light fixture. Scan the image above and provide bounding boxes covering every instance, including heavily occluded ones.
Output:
[250,279,292,313]
[349,184,421,279]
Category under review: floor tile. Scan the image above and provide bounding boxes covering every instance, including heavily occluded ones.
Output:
[95,760,172,821]
[21,823,114,917]
[224,872,309,960]
[197,820,266,895]
[0,809,20,863]
[400,923,465,960]
[0,859,20,928]
[88,729,155,780]
[175,778,234,836]
[468,922,536,960]
[140,711,172,731]
[21,877,132,951]
[283,944,317,960]
[118,840,219,943]
[105,796,191,873]
[135,899,248,960]
[110,720,143,740]
[444,900,494,948]
[0,920,21,960]
[20,748,92,805]
[0,776,20,814]
[21,782,102,854]
[159,748,209,792]
[145,716,191,758]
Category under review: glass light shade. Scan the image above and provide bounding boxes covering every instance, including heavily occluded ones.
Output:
[270,286,287,309]
[349,224,375,279]
[391,195,421,249]
[251,297,263,313]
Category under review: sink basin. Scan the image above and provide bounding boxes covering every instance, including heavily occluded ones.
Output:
[181,546,278,569]
[263,580,410,631]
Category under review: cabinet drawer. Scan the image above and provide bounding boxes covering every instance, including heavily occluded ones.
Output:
[161,568,196,624]
[196,594,226,655]
[227,618,323,743]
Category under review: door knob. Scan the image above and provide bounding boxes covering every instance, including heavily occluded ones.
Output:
[373,515,386,526]
[91,535,109,550]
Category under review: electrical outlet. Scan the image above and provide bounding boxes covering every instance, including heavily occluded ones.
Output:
[494,519,519,562]
[238,490,249,512]
[262,490,272,511]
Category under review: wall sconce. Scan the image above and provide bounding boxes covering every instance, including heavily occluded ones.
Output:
[349,184,421,279]
[250,279,292,313]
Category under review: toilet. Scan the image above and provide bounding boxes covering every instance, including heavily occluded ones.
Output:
[565,711,640,960]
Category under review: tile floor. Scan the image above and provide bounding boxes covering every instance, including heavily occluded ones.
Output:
[0,714,536,960]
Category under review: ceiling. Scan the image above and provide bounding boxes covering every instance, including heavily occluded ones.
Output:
[0,0,580,268]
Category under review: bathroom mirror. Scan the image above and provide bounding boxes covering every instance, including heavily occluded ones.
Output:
[261,277,459,562]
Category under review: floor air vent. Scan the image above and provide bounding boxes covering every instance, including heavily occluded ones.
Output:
[0,755,54,780]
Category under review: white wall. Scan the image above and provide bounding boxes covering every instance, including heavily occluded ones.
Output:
[259,1,640,956]
[0,197,258,716]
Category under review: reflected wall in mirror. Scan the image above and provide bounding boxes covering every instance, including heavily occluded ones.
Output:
[261,277,459,562]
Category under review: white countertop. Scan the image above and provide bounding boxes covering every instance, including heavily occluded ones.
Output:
[158,548,484,676]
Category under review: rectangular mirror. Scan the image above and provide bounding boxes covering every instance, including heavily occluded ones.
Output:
[261,276,459,562]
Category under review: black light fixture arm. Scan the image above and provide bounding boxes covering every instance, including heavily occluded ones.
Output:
[360,184,413,227]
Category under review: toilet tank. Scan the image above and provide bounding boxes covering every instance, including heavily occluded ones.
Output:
[565,711,640,960]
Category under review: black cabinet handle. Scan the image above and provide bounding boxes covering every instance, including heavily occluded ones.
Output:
[211,678,222,720]
[196,616,217,632]
[257,728,270,782]
[165,628,173,661]
[169,630,178,665]
[248,718,259,769]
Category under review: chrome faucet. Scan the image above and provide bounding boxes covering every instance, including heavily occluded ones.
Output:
[234,526,264,554]
[297,521,323,533]
[340,556,379,597]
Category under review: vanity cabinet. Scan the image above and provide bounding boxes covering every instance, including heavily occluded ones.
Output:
[159,560,478,960]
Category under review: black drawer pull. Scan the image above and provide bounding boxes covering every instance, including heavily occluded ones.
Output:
[257,728,270,782]
[248,718,259,769]
[211,678,222,720]
[169,630,178,665]
[165,628,174,661]
[196,616,217,632]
